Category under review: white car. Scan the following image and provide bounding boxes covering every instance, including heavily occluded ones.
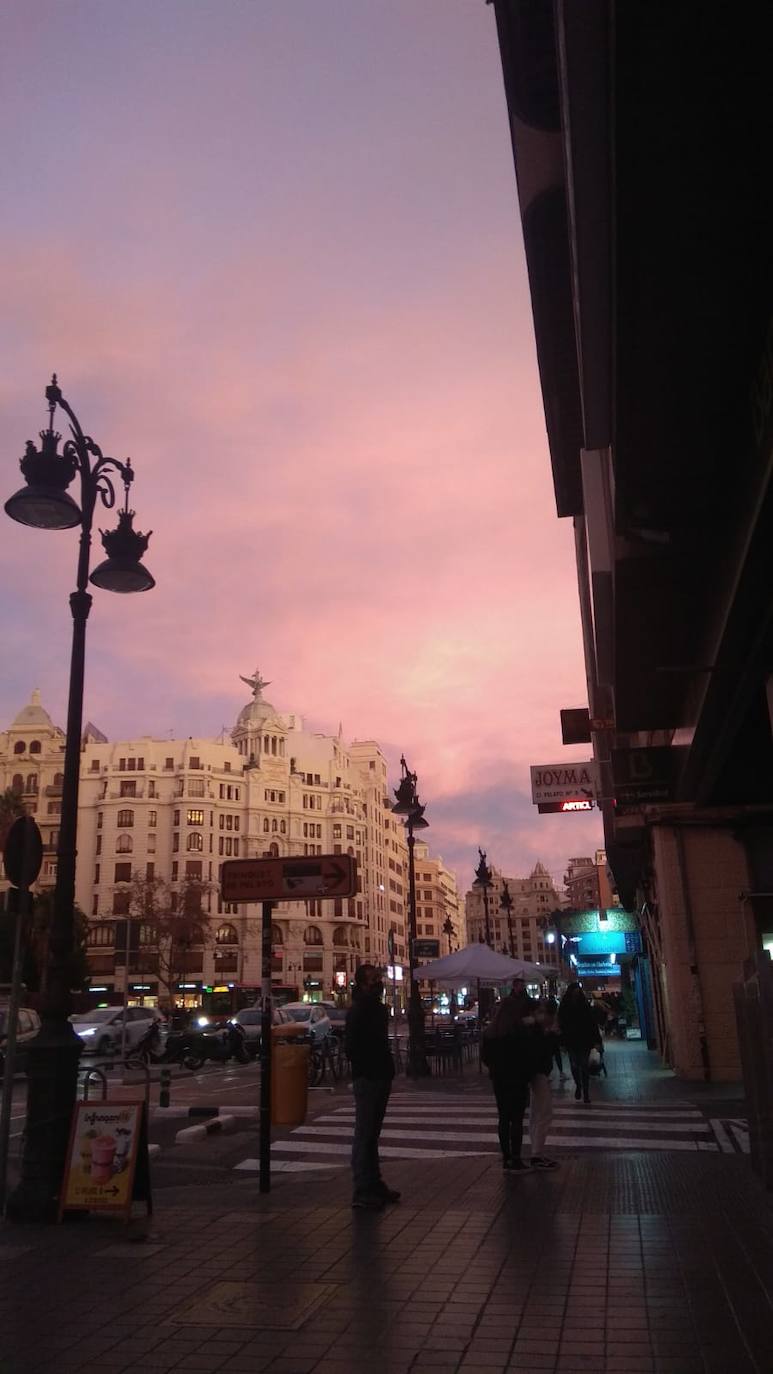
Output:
[280,1003,332,1044]
[69,1006,158,1056]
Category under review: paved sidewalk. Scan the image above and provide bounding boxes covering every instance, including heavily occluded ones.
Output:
[0,1046,770,1374]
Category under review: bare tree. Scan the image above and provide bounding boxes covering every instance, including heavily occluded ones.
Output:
[128,871,213,1005]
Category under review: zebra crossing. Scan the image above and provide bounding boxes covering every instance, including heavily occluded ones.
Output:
[234,1091,749,1174]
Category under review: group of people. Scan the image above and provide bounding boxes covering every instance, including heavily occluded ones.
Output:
[481,979,603,1172]
[343,964,603,1209]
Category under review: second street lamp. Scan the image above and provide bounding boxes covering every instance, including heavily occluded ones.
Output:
[473,848,493,946]
[500,879,515,957]
[5,375,154,1220]
[391,756,430,1078]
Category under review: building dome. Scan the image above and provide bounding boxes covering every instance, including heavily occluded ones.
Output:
[9,690,57,732]
[233,670,282,734]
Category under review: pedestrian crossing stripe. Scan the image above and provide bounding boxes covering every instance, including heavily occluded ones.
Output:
[289,1123,714,1151]
[310,1114,713,1135]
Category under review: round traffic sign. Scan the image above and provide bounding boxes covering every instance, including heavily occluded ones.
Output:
[2,816,43,889]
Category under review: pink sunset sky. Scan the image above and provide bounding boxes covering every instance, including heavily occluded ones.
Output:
[0,0,601,893]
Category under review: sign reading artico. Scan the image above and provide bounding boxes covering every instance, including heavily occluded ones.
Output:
[530,761,598,805]
[221,854,358,903]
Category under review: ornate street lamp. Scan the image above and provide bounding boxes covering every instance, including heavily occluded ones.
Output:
[500,879,515,957]
[473,848,493,946]
[5,375,154,1220]
[392,756,430,1077]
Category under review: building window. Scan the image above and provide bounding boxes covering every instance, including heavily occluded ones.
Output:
[12,774,23,792]
[13,741,24,755]
[96,835,102,855]
[87,924,114,948]
[188,778,205,797]
[115,834,133,854]
[29,741,41,754]
[26,774,38,794]
[187,809,204,826]
[94,864,100,883]
[263,818,270,833]
[47,801,61,815]
[304,925,323,945]
[333,824,342,839]
[172,834,179,852]
[148,810,157,828]
[112,891,131,915]
[216,923,238,945]
[187,832,204,852]
[117,809,134,828]
[119,781,137,798]
[189,756,201,769]
[114,862,132,883]
[147,834,156,853]
[164,757,174,770]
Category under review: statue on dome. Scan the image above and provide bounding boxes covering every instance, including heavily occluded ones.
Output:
[239,668,271,698]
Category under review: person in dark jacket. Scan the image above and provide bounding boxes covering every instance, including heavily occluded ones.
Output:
[481,989,534,1171]
[344,963,397,1210]
[558,982,602,1105]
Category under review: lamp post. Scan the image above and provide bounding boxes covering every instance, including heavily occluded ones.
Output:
[500,879,515,957]
[5,375,154,1220]
[391,756,430,1078]
[473,848,493,946]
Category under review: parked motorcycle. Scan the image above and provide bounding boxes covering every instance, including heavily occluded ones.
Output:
[175,1020,250,1071]
[132,1019,167,1065]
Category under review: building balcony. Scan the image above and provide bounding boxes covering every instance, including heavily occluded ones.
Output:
[45,783,62,797]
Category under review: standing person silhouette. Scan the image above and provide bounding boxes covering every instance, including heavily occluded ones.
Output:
[345,963,399,1210]
[481,987,534,1171]
[558,982,602,1105]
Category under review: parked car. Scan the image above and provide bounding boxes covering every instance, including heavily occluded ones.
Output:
[317,1001,348,1034]
[0,1006,41,1075]
[280,1003,332,1044]
[69,1006,159,1056]
[229,1005,289,1055]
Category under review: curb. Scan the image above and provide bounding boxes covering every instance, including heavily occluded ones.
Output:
[175,1115,238,1144]
[151,1106,258,1120]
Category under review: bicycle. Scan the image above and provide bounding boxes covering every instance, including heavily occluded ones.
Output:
[308,1034,347,1086]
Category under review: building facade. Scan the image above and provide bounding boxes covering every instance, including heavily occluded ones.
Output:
[0,679,460,1010]
[491,1,773,1078]
[464,861,561,972]
[412,839,463,955]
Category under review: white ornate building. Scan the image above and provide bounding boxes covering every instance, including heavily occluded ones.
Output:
[465,860,561,971]
[0,677,460,1009]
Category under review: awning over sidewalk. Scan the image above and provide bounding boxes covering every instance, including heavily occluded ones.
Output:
[413,943,549,986]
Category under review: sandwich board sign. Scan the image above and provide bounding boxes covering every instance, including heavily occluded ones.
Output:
[59,1100,152,1221]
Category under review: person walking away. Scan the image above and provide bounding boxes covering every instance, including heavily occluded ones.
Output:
[481,991,533,1171]
[546,993,566,1080]
[558,982,602,1105]
[344,963,399,1210]
[528,998,560,1169]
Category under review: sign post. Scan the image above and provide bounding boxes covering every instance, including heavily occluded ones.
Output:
[259,896,273,1195]
[221,853,357,904]
[220,854,358,1195]
[0,816,43,1214]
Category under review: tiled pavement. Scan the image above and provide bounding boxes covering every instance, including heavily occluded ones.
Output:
[0,1045,771,1374]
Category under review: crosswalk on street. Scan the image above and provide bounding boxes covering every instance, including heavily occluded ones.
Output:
[234,1091,748,1174]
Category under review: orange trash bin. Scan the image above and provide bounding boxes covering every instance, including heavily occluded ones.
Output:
[271,1022,310,1127]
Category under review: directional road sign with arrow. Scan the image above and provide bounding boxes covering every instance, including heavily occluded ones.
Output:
[221,853,358,903]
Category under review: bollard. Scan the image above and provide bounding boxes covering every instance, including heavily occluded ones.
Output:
[159,1067,171,1109]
